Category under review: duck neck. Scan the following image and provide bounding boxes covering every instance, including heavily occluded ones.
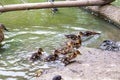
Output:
[0,29,4,42]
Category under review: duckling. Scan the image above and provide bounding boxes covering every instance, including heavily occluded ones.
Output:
[44,54,58,62]
[66,39,81,49]
[44,50,59,62]
[53,49,61,55]
[58,41,74,55]
[65,34,80,40]
[67,50,81,59]
[79,31,100,37]
[61,50,81,66]
[0,23,8,43]
[73,39,82,49]
[30,48,43,62]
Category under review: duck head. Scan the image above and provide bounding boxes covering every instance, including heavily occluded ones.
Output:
[0,24,9,31]
[78,32,83,36]
[67,41,74,48]
[54,49,60,55]
[37,48,44,55]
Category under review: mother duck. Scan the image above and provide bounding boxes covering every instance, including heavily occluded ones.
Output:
[0,23,8,43]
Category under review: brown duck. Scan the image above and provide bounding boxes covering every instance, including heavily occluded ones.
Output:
[79,31,100,37]
[72,39,82,49]
[56,41,75,55]
[65,33,81,40]
[44,54,58,62]
[30,48,44,62]
[44,50,60,62]
[61,50,81,66]
[0,23,8,43]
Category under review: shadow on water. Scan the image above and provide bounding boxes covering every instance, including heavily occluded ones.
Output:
[0,0,120,79]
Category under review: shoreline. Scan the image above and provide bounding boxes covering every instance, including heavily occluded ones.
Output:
[31,47,120,80]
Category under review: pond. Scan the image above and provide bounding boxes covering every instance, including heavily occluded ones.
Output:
[0,0,120,80]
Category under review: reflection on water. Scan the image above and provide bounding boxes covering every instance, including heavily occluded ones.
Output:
[0,2,120,80]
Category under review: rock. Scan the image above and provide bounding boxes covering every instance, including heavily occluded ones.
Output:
[99,40,120,51]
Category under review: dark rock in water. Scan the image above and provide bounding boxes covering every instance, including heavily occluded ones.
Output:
[100,40,120,51]
[52,75,62,80]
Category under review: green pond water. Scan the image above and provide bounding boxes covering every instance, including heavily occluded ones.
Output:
[0,0,120,80]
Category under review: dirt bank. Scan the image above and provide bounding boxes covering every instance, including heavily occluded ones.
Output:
[84,5,120,29]
[31,47,120,80]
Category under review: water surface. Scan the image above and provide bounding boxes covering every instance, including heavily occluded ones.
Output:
[0,0,120,80]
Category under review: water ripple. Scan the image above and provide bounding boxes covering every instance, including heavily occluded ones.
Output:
[0,70,25,77]
[5,31,56,38]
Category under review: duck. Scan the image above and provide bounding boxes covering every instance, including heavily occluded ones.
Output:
[73,39,82,49]
[44,49,60,62]
[66,50,81,60]
[66,39,81,49]
[44,53,59,62]
[64,33,81,40]
[61,50,81,66]
[30,48,44,62]
[0,23,8,43]
[79,31,100,37]
[56,41,74,55]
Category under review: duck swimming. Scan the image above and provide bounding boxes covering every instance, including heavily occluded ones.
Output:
[65,33,81,40]
[44,54,58,62]
[30,48,44,62]
[0,23,8,43]
[79,31,100,37]
[57,41,75,55]
[44,49,60,62]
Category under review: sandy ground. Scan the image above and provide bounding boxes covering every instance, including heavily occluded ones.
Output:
[31,47,120,80]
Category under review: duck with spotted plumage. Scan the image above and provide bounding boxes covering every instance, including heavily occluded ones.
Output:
[0,23,8,44]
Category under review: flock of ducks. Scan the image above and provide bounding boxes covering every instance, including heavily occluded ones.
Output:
[30,30,100,66]
[1,23,119,80]
[0,23,101,79]
[0,23,101,66]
